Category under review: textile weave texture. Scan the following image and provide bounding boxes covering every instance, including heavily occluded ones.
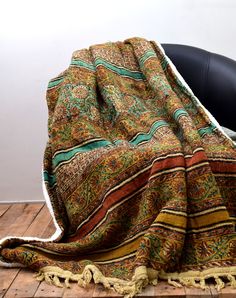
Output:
[0,37,236,297]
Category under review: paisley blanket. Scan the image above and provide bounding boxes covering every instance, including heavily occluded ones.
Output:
[1,37,236,297]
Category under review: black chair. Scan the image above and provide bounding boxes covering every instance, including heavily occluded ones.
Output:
[161,44,236,131]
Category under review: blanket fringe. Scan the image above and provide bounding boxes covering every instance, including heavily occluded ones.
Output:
[34,265,236,297]
[159,266,236,291]
[34,265,150,298]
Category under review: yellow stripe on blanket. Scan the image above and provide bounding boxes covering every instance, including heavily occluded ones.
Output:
[188,210,230,229]
[154,212,187,229]
[88,237,142,262]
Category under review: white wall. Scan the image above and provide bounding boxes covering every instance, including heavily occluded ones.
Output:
[0,0,236,203]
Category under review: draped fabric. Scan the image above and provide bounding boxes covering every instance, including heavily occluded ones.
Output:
[0,37,236,298]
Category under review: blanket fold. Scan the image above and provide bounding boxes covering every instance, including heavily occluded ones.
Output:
[0,37,236,298]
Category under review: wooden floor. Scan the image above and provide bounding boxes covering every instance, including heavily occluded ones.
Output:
[0,203,235,298]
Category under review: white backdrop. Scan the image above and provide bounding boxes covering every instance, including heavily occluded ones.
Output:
[0,0,236,203]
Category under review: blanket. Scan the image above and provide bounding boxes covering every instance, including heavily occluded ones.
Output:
[0,37,236,297]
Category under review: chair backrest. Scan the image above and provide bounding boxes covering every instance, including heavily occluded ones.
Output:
[161,44,236,131]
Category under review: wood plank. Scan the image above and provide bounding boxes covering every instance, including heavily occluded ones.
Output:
[0,203,43,237]
[34,282,65,298]
[0,268,19,298]
[63,283,95,297]
[185,286,212,298]
[0,203,44,298]
[25,204,53,237]
[154,281,186,297]
[41,218,57,238]
[0,204,11,217]
[0,204,30,237]
[137,285,155,297]
[3,268,41,298]
[219,286,236,298]
[0,203,48,298]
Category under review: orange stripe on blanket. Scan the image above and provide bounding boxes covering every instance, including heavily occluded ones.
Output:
[69,151,208,241]
[209,161,236,173]
[68,170,150,240]
[185,150,208,167]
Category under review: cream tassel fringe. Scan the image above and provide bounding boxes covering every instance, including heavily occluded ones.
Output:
[34,265,236,297]
[35,265,151,298]
[159,266,236,291]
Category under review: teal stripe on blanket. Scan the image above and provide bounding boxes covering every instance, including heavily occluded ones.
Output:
[43,171,56,187]
[48,78,64,89]
[173,109,189,121]
[52,139,113,168]
[130,120,168,145]
[198,123,217,137]
[70,59,96,71]
[94,58,145,80]
[139,50,157,67]
[52,120,168,173]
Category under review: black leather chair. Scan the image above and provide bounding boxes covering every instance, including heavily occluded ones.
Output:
[161,44,236,131]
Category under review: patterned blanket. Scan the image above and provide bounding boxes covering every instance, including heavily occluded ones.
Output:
[0,37,236,297]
